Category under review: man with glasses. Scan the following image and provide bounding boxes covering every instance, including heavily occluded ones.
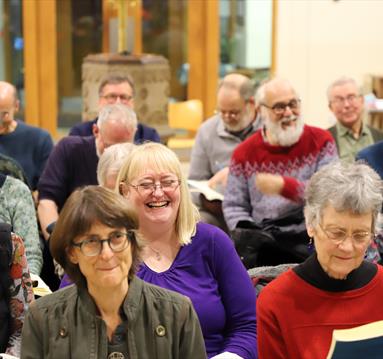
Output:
[37,104,137,241]
[188,73,261,231]
[223,78,338,267]
[327,76,383,162]
[69,74,160,143]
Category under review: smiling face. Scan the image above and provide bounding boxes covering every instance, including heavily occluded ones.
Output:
[125,169,181,231]
[261,79,304,146]
[329,82,364,129]
[308,205,372,279]
[68,222,132,293]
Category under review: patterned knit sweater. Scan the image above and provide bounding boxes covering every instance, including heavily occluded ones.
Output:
[223,125,338,231]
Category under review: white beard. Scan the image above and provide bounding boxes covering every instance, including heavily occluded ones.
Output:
[265,115,304,147]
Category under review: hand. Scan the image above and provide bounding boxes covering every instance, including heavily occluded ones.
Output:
[210,352,243,359]
[255,173,284,195]
[207,167,229,190]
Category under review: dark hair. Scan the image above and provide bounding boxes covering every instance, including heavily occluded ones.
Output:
[98,74,135,96]
[50,186,140,287]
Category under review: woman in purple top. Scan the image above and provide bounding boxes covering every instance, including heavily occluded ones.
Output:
[117,142,257,359]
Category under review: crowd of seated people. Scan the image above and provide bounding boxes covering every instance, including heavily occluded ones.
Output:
[1,73,383,359]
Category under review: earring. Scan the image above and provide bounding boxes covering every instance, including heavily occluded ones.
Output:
[308,237,315,253]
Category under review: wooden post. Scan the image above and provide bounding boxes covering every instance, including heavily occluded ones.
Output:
[187,0,219,119]
[271,0,278,76]
[23,0,57,137]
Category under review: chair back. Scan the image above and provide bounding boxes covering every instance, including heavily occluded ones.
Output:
[168,99,203,133]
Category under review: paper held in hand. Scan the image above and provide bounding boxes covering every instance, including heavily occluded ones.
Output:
[187,180,224,201]
[326,320,383,359]
[30,273,52,297]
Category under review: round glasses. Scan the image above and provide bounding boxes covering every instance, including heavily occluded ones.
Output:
[129,179,180,196]
[262,99,301,115]
[318,223,373,245]
[71,231,134,257]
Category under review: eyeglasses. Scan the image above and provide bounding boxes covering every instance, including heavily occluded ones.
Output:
[262,99,301,115]
[318,223,373,245]
[330,94,361,107]
[71,231,134,257]
[101,93,133,104]
[214,109,243,120]
[129,179,180,196]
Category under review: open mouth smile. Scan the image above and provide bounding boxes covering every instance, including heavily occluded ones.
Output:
[147,201,169,208]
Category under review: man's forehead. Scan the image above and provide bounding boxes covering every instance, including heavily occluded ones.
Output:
[330,82,358,97]
[265,85,296,105]
[217,88,243,107]
[102,82,133,94]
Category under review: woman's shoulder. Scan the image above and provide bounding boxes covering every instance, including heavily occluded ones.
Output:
[193,222,236,252]
[31,285,78,311]
[193,222,231,244]
[134,276,191,306]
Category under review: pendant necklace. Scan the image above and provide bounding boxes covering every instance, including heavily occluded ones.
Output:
[148,246,162,261]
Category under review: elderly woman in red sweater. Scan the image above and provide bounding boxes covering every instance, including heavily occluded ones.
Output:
[257,161,383,359]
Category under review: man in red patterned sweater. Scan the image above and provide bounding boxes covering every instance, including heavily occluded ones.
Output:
[223,78,338,267]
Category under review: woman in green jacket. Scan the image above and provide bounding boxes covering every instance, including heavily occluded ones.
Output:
[21,186,206,359]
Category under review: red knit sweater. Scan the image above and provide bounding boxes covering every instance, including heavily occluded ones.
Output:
[257,266,383,359]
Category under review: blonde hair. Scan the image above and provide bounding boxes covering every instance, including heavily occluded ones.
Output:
[116,142,200,245]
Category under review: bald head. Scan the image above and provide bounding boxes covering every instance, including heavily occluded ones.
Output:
[260,78,298,105]
[0,81,19,132]
[218,73,254,101]
[0,81,18,103]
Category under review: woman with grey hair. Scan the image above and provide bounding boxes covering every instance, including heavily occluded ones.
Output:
[257,161,383,359]
[97,142,135,189]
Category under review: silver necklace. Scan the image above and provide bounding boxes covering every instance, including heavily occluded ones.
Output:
[148,246,162,261]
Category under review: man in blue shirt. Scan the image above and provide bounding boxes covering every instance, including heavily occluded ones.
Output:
[0,81,53,191]
[69,74,160,143]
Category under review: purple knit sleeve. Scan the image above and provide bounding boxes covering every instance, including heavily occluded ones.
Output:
[210,226,257,358]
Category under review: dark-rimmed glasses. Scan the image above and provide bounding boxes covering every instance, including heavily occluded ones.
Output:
[71,231,134,257]
[318,223,373,246]
[100,93,133,104]
[262,99,301,115]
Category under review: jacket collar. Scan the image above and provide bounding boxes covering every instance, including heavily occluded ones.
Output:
[77,276,144,322]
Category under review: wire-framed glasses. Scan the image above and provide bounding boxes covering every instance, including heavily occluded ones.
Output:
[129,179,180,196]
[330,94,361,107]
[318,223,373,245]
[71,231,134,257]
